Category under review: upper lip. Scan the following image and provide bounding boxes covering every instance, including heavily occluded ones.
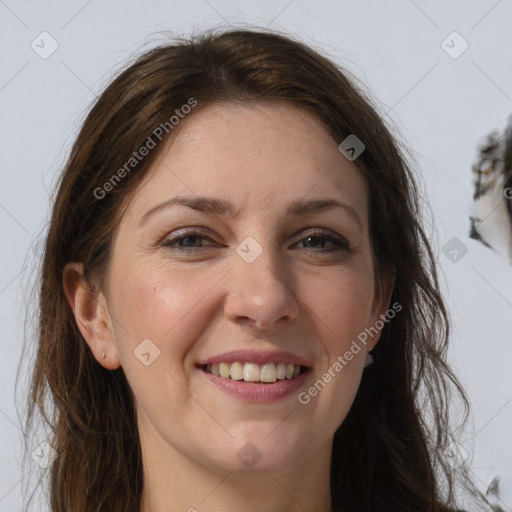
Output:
[196,350,312,368]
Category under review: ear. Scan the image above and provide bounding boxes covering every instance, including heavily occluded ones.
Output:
[367,265,396,351]
[62,262,121,370]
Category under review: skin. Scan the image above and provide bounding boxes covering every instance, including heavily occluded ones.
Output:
[63,101,395,512]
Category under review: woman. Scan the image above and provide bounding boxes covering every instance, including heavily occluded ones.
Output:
[20,28,495,511]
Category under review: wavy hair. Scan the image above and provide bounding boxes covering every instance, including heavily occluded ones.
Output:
[18,27,496,511]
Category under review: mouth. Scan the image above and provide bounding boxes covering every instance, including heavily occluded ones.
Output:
[196,362,310,383]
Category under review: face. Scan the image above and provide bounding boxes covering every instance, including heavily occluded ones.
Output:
[74,101,393,476]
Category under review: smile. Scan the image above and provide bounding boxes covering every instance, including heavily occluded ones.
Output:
[199,362,308,383]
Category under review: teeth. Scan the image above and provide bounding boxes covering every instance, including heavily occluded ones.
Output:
[203,361,304,382]
[244,363,260,382]
[230,362,244,380]
[260,363,276,383]
[219,362,230,378]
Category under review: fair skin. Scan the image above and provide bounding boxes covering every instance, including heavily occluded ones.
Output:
[63,101,394,512]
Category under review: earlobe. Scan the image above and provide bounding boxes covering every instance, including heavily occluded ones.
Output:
[62,262,121,370]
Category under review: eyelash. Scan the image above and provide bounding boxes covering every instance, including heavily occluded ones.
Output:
[160,228,351,255]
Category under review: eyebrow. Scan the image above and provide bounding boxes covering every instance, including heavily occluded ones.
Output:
[139,196,363,230]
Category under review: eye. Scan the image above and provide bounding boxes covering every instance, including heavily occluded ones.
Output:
[294,229,350,253]
[161,228,217,254]
[160,228,351,255]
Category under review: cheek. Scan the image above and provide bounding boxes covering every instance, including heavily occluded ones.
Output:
[109,260,225,358]
[302,268,375,341]
[293,271,374,435]
[107,262,226,419]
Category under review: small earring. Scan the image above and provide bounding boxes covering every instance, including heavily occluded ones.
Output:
[364,353,374,368]
[101,352,106,359]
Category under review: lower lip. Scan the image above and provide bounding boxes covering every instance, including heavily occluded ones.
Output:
[199,367,311,402]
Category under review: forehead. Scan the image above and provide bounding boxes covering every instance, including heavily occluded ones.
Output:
[168,100,341,169]
[125,100,368,222]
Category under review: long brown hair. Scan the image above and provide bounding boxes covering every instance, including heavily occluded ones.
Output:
[18,27,495,511]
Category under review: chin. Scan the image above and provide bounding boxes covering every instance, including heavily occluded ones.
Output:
[199,430,308,475]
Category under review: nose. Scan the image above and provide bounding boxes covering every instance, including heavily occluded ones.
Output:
[223,243,299,330]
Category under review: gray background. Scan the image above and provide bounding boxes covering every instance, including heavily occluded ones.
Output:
[1,1,511,510]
